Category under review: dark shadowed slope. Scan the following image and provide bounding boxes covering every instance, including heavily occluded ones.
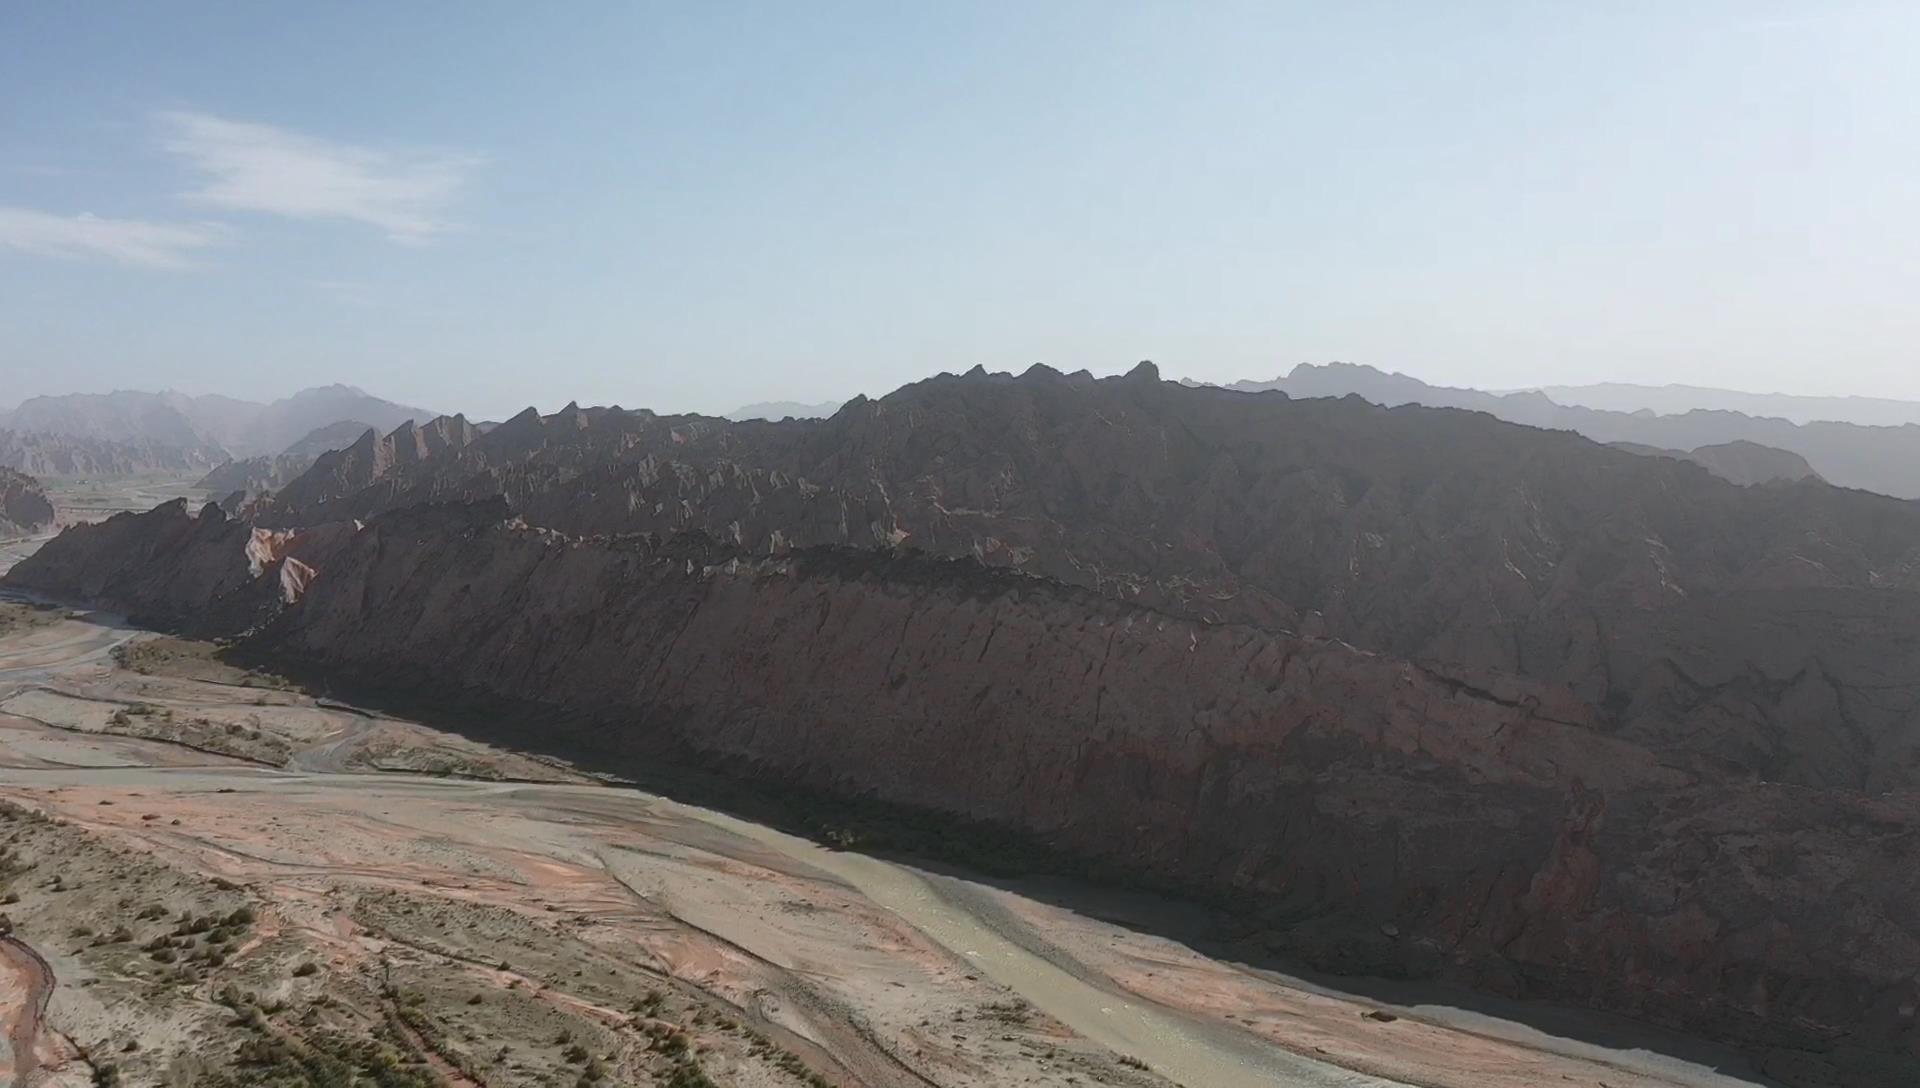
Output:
[0,470,53,536]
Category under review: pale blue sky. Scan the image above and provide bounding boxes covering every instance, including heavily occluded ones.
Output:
[3,2,1918,418]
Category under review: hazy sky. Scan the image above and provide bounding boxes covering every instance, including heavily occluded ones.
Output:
[4,2,1919,418]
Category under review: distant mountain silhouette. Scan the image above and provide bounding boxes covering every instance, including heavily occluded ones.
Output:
[1,386,437,459]
[1608,440,1820,486]
[195,420,380,500]
[1528,380,1920,427]
[1231,363,1920,498]
[725,399,844,421]
[0,430,226,477]
[2,391,218,453]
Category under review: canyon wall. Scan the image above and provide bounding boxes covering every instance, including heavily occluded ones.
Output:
[9,498,1918,1079]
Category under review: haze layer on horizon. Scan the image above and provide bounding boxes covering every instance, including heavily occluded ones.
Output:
[4,2,1918,419]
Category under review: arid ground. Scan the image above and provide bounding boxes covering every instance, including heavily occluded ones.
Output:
[0,493,1780,1088]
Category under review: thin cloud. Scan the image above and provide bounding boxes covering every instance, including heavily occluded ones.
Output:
[0,205,223,269]
[309,278,378,305]
[159,110,480,244]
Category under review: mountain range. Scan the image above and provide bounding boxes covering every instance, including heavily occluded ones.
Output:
[1528,380,1920,427]
[1,385,436,462]
[194,420,384,502]
[724,399,846,421]
[13,362,1920,1085]
[0,430,226,478]
[1229,363,1920,498]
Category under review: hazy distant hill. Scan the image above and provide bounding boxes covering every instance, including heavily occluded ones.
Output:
[281,420,377,459]
[204,385,435,457]
[196,420,379,500]
[0,430,225,477]
[4,391,217,452]
[725,399,844,421]
[2,386,437,459]
[1233,363,1920,498]
[1530,380,1920,427]
[1609,440,1821,486]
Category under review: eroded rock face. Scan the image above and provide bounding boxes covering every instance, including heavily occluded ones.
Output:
[14,371,1920,1082]
[8,501,1919,1076]
[257,368,1920,795]
[6,499,358,629]
[0,468,54,536]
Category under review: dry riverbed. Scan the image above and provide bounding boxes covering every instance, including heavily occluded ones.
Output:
[0,596,1780,1088]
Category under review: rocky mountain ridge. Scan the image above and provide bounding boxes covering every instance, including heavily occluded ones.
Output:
[8,494,1918,1085]
[11,365,1920,1084]
[3,384,436,461]
[251,366,1920,794]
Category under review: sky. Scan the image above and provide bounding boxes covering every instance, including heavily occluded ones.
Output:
[4,1,1920,419]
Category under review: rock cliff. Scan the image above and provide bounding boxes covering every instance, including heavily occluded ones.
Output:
[258,367,1920,796]
[9,496,1920,1082]
[11,368,1920,1084]
[0,468,54,536]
